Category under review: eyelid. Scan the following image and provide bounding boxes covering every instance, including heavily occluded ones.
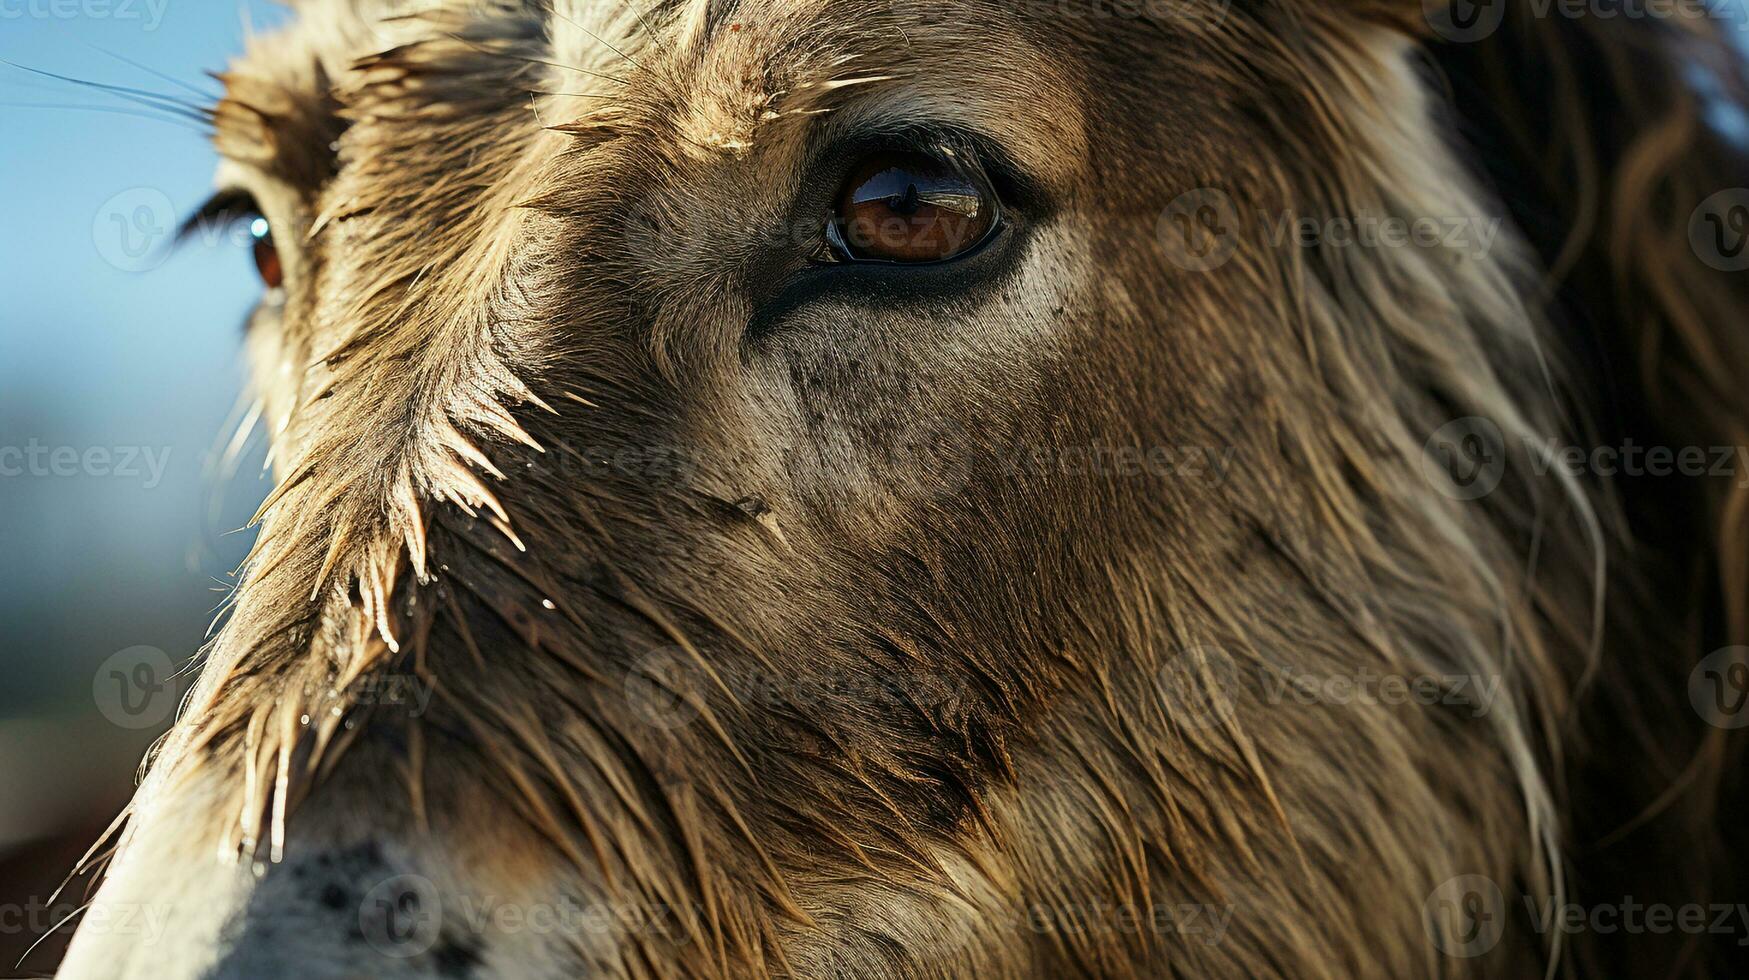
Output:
[814,123,1038,217]
[175,188,261,246]
[830,127,977,176]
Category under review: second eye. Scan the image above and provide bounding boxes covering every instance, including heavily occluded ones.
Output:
[826,150,999,265]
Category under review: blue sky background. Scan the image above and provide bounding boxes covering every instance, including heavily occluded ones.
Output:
[0,3,291,854]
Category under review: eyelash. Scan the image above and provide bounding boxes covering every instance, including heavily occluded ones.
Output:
[817,128,1029,204]
[176,188,262,245]
[179,188,286,294]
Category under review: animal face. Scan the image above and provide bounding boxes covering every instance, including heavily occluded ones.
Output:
[55,1,1749,978]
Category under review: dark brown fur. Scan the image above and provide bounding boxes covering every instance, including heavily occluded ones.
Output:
[57,1,1749,977]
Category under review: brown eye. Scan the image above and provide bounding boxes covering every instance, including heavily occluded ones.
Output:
[829,151,997,263]
[249,216,283,289]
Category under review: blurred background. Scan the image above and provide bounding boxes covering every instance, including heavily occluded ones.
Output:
[0,3,286,973]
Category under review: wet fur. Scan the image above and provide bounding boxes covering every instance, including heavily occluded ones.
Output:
[61,1,1749,977]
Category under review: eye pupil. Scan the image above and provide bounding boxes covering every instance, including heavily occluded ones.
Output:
[249,216,283,289]
[832,151,997,264]
[889,183,922,216]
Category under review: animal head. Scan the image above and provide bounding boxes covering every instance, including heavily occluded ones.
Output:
[57,1,1749,977]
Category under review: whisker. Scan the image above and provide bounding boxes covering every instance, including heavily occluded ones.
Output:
[528,89,620,99]
[15,903,88,972]
[517,55,629,84]
[3,62,214,119]
[85,43,219,101]
[445,35,628,85]
[0,101,207,132]
[616,0,666,53]
[2,65,214,134]
[550,7,643,70]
